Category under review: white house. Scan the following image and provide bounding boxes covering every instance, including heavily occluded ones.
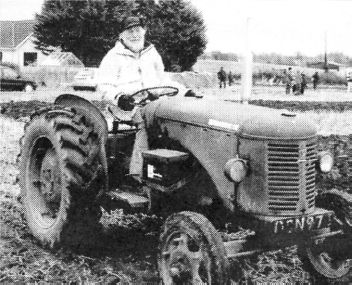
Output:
[0,20,48,71]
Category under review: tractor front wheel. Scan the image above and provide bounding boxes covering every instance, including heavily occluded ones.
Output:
[300,190,352,279]
[158,211,229,284]
[304,238,350,279]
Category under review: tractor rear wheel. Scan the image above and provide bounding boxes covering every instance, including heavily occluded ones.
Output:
[18,106,105,248]
[159,211,229,284]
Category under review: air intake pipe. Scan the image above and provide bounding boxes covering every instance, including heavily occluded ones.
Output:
[241,50,253,104]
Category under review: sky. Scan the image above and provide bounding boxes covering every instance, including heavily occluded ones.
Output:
[1,0,352,57]
[191,0,352,56]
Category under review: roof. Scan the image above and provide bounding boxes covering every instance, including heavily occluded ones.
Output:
[40,51,84,67]
[307,61,348,67]
[0,20,35,49]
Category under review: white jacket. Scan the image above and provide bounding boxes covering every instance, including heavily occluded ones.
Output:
[97,41,186,100]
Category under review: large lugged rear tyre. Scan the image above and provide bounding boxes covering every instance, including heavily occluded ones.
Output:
[18,106,104,248]
[159,211,229,284]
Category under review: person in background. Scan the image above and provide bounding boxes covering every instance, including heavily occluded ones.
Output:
[284,67,293,94]
[300,72,307,95]
[228,71,234,86]
[217,67,227,88]
[97,16,191,181]
[293,70,302,95]
[312,71,319,90]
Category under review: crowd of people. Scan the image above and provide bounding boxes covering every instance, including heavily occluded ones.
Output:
[283,68,319,95]
[217,67,235,88]
[217,66,320,95]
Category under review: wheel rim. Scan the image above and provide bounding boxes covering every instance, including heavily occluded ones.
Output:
[161,231,212,283]
[27,138,62,229]
[25,84,33,92]
[307,241,351,278]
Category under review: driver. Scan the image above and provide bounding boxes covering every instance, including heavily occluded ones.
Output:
[97,16,193,181]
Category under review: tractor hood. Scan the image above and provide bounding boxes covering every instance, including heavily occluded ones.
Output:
[154,97,317,140]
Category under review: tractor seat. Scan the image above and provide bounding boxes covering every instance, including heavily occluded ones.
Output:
[107,104,134,125]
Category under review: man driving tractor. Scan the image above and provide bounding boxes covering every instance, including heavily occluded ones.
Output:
[18,14,352,282]
[97,16,191,181]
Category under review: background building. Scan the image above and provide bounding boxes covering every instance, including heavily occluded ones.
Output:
[307,61,348,71]
[0,20,48,71]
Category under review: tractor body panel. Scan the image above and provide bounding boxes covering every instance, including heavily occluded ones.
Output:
[150,97,318,216]
[153,97,316,140]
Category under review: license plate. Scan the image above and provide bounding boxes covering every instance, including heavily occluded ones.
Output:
[273,212,332,234]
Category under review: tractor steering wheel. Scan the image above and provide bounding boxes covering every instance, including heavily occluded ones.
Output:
[129,86,179,106]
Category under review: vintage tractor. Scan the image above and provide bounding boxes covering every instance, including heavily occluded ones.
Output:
[18,87,351,283]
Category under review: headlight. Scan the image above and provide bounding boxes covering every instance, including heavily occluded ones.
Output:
[318,151,334,173]
[224,158,248,182]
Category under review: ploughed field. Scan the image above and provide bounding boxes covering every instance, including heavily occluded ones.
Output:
[0,85,351,282]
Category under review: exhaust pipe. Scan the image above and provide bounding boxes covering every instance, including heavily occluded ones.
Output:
[241,17,252,104]
[241,50,252,104]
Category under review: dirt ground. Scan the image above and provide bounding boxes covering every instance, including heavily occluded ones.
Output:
[0,85,351,282]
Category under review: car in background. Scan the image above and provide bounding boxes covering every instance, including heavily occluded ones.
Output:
[72,68,98,91]
[0,65,37,92]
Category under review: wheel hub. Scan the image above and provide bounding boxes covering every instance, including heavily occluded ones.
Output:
[159,213,228,284]
[164,233,204,282]
[168,251,192,279]
[40,149,61,206]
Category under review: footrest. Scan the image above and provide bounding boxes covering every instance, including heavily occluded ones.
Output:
[107,191,148,208]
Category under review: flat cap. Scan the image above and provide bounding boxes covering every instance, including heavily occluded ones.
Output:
[121,16,144,32]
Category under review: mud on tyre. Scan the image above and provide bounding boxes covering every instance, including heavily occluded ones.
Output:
[18,106,105,248]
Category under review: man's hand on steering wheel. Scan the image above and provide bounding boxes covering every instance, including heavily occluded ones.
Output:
[118,87,179,111]
[117,94,135,111]
[131,86,179,106]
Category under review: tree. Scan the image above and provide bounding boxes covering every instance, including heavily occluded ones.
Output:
[148,0,207,71]
[34,0,113,66]
[33,0,207,70]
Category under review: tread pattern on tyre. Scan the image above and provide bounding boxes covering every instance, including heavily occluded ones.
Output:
[18,105,103,247]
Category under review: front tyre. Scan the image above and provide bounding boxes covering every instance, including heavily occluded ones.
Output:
[19,106,104,247]
[300,190,352,279]
[304,238,350,279]
[159,211,229,284]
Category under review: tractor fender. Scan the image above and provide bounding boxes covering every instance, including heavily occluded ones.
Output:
[55,94,108,143]
[55,94,109,192]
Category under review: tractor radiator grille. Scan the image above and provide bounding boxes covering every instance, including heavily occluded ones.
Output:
[267,140,316,213]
